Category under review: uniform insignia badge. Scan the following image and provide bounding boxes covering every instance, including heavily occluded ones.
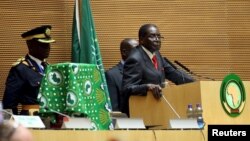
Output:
[12,57,28,66]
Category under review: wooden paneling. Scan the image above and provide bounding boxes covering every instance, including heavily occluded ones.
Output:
[31,130,156,141]
[0,0,74,101]
[1,0,250,101]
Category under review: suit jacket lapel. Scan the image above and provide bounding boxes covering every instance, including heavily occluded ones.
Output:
[138,46,159,73]
[155,52,162,71]
[117,62,123,74]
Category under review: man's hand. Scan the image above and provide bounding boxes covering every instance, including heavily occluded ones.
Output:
[147,84,162,100]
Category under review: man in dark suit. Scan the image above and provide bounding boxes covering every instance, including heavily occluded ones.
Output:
[2,25,55,115]
[122,24,194,115]
[105,38,138,112]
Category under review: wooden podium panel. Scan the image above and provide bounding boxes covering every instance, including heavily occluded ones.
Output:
[129,81,202,126]
[31,130,155,141]
[154,130,204,141]
[201,81,250,124]
[31,81,250,141]
[129,81,250,127]
[31,130,203,141]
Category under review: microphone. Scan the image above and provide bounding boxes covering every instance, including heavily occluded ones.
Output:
[174,60,191,73]
[162,59,186,84]
[163,57,177,70]
[44,107,70,119]
[174,60,215,81]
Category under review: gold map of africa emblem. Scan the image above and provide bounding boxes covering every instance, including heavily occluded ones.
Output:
[226,82,242,112]
[220,74,246,117]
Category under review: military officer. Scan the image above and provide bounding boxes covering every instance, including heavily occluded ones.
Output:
[2,25,55,115]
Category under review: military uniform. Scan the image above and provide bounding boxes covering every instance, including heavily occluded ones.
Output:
[3,55,48,115]
[2,25,55,115]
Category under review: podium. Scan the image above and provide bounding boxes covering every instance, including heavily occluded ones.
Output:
[129,81,250,127]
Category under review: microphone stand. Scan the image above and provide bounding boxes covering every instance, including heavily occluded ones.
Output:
[161,81,181,119]
[174,60,215,81]
[163,57,177,70]
[45,107,70,118]
[161,95,181,119]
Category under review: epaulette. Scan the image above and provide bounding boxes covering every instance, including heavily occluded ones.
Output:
[12,57,29,67]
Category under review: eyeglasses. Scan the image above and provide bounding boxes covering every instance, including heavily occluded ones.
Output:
[146,34,164,40]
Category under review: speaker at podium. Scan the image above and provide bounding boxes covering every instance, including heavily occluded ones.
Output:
[129,81,250,129]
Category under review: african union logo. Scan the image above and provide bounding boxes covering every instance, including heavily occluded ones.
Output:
[220,73,246,117]
[47,70,63,86]
[66,91,78,107]
[71,64,79,74]
[84,80,92,95]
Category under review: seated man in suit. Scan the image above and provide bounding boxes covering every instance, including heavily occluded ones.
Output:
[122,24,195,115]
[105,38,138,112]
[2,25,55,115]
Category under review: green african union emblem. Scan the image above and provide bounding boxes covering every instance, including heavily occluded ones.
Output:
[66,91,78,107]
[71,64,79,74]
[84,80,92,95]
[47,70,64,86]
[37,93,47,108]
[220,73,246,117]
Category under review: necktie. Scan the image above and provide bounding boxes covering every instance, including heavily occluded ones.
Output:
[152,55,158,70]
[41,61,47,73]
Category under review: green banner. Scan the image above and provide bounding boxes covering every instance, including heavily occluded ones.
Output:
[71,0,112,111]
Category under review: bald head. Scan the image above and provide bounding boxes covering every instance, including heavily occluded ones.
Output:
[0,121,33,141]
[120,38,138,61]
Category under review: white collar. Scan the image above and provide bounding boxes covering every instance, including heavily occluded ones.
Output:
[141,46,156,60]
[28,54,44,66]
[120,60,125,65]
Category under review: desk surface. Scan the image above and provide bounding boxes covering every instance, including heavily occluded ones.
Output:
[31,129,204,141]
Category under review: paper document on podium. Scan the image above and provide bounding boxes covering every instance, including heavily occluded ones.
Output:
[12,115,45,128]
[169,119,200,129]
[61,117,92,129]
[114,118,145,129]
